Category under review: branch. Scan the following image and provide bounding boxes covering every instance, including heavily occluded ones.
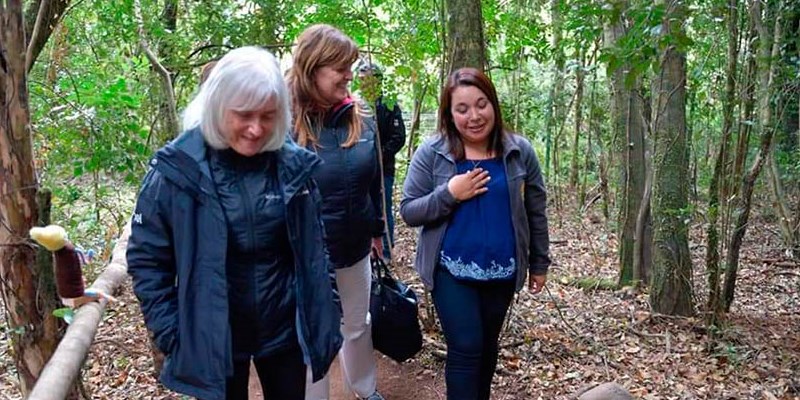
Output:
[133,0,179,136]
[24,0,71,73]
[27,223,132,400]
[25,0,49,72]
[186,43,234,60]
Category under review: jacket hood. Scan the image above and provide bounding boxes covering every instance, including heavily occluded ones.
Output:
[152,128,320,202]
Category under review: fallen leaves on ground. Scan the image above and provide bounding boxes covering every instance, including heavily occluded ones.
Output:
[1,198,798,399]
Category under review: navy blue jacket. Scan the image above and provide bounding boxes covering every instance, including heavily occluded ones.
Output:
[127,129,342,400]
[304,103,384,268]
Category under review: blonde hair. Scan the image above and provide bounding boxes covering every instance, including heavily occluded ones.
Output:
[287,24,367,148]
[183,46,290,152]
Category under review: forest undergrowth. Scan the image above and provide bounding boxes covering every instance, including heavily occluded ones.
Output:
[1,194,798,399]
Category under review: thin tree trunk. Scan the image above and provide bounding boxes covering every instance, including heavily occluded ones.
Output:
[766,150,794,247]
[545,0,564,179]
[650,0,693,316]
[604,2,649,287]
[134,0,179,142]
[581,45,598,207]
[633,121,652,287]
[406,82,428,159]
[513,50,524,132]
[706,0,740,322]
[726,17,757,247]
[570,48,585,191]
[793,190,800,260]
[723,0,785,312]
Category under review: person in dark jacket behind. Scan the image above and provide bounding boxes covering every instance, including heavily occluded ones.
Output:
[400,68,551,400]
[357,62,406,262]
[286,24,385,400]
[126,46,342,400]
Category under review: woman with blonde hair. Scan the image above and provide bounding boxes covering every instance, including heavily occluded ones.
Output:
[286,24,385,400]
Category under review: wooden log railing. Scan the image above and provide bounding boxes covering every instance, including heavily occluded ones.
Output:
[28,222,131,400]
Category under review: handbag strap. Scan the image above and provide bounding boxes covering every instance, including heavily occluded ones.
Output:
[371,250,393,282]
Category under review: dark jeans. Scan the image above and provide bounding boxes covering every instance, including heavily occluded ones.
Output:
[432,267,515,400]
[225,347,305,400]
[382,175,395,260]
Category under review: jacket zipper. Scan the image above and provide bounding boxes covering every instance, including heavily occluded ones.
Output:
[236,177,260,342]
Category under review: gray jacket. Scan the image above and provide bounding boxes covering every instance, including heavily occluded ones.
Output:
[400,133,551,291]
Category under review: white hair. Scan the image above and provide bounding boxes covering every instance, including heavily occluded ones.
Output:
[182,46,290,152]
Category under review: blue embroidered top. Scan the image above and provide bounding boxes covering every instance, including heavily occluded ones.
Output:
[440,158,516,281]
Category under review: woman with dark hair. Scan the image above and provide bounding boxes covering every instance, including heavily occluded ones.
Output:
[127,46,342,400]
[400,67,551,400]
[286,24,385,400]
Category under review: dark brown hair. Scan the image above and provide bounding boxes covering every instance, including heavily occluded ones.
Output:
[437,67,505,160]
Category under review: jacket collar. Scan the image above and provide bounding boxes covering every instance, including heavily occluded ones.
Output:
[152,128,320,203]
[324,101,354,128]
[153,128,215,199]
[429,131,521,163]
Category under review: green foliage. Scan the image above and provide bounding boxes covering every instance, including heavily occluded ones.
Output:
[25,0,799,265]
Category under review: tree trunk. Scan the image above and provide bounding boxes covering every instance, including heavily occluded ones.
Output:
[706,0,740,322]
[766,149,794,249]
[649,0,693,316]
[580,46,597,207]
[727,16,757,241]
[723,0,785,312]
[544,0,564,180]
[406,82,428,160]
[570,48,585,192]
[604,2,650,287]
[0,1,63,394]
[444,0,486,72]
[794,189,800,261]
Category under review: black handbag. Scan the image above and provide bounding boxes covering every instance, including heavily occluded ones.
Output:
[369,254,423,362]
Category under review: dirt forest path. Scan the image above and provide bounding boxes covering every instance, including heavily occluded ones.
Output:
[247,353,445,400]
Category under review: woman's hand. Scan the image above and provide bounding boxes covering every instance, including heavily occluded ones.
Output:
[447,168,490,202]
[371,237,383,258]
[528,274,547,294]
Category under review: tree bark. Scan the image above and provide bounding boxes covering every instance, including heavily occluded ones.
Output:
[649,0,693,316]
[604,2,650,287]
[0,1,63,394]
[444,0,486,72]
[706,0,740,322]
[723,0,785,311]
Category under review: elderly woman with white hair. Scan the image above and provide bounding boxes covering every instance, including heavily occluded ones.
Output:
[127,46,342,400]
